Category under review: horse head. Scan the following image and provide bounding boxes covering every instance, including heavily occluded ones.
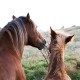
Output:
[49,27,74,52]
[25,13,46,50]
[16,13,46,50]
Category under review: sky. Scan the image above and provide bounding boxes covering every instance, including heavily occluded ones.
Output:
[0,0,80,31]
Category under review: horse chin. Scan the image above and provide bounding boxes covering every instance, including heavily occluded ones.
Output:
[38,46,44,50]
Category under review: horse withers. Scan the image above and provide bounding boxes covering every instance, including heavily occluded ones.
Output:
[0,13,46,80]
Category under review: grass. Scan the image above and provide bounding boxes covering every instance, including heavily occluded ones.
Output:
[22,49,80,80]
[22,53,80,80]
[22,60,48,80]
[71,70,80,80]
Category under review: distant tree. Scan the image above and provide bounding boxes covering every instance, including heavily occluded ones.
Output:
[61,26,64,29]
[72,25,76,27]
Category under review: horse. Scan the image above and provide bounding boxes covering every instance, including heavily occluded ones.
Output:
[45,27,74,80]
[0,13,46,80]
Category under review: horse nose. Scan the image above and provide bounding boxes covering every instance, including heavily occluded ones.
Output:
[43,40,46,45]
[38,39,46,50]
[44,40,46,44]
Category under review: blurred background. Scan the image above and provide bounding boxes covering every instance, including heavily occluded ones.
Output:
[0,0,80,80]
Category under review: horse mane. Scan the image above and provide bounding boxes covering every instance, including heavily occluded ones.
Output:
[45,29,73,80]
[49,30,67,76]
[45,30,65,80]
[49,45,65,75]
[1,17,27,57]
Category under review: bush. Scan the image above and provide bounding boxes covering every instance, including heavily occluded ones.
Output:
[22,60,48,80]
[71,70,80,80]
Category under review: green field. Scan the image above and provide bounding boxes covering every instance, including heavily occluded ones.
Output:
[22,26,80,80]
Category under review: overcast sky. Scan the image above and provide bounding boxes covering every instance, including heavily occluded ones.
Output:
[0,0,80,31]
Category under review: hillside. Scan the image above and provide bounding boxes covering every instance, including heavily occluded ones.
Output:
[63,26,80,59]
[22,26,80,80]
[23,25,80,59]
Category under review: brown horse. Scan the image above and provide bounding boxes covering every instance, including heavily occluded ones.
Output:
[45,27,73,80]
[0,13,46,80]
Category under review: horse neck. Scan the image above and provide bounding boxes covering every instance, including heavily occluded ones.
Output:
[1,18,27,59]
[47,44,66,79]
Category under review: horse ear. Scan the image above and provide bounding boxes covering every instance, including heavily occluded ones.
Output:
[12,15,16,19]
[26,13,30,20]
[50,27,57,38]
[65,35,74,43]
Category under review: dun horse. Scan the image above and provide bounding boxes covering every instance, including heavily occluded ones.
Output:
[0,13,46,80]
[45,27,73,80]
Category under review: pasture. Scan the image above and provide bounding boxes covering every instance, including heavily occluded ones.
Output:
[22,25,80,80]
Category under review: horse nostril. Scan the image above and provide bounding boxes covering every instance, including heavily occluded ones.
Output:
[43,40,46,44]
[39,40,46,50]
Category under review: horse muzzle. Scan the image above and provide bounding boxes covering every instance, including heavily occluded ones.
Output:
[38,40,46,50]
